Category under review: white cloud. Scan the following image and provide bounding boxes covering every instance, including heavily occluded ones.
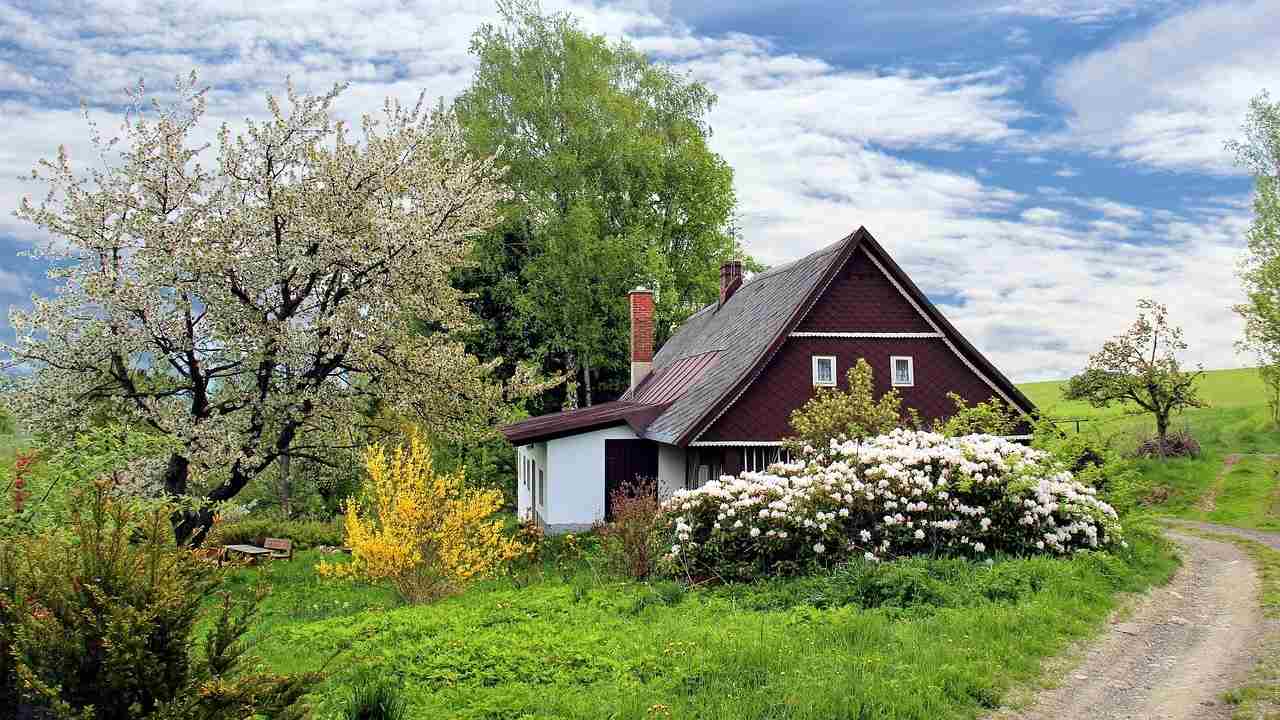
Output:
[0,0,1255,384]
[992,0,1174,24]
[1053,167,1079,178]
[1021,207,1066,224]
[1051,0,1280,173]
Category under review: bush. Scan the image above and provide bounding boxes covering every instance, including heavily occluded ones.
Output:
[1135,429,1201,459]
[317,427,524,602]
[1031,418,1144,514]
[785,358,920,453]
[341,677,408,720]
[0,483,318,719]
[935,393,1021,437]
[208,516,345,549]
[655,430,1123,582]
[596,478,660,578]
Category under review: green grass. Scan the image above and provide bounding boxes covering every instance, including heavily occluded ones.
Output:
[1019,367,1280,525]
[217,532,1176,720]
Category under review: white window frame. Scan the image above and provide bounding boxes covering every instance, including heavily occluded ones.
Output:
[890,355,914,387]
[812,355,837,387]
[537,468,546,509]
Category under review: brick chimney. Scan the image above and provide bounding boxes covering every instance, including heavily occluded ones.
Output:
[719,259,744,307]
[629,288,654,388]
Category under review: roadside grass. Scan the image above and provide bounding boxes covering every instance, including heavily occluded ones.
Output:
[217,528,1177,719]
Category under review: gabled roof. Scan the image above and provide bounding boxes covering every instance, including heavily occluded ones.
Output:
[500,226,1037,447]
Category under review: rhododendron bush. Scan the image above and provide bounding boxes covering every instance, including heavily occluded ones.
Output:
[656,430,1122,581]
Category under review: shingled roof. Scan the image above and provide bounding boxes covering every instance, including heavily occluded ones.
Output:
[499,227,1036,446]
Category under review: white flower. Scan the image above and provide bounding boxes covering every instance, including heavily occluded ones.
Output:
[913,529,924,540]
[813,543,825,554]
[750,527,761,538]
[973,542,986,553]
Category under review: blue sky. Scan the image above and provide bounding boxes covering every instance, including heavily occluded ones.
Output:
[0,0,1274,381]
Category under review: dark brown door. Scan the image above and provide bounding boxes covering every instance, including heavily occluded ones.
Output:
[604,439,659,521]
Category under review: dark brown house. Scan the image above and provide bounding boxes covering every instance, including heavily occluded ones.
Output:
[501,227,1036,532]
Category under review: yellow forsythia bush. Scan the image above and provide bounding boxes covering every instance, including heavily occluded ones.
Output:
[317,428,523,602]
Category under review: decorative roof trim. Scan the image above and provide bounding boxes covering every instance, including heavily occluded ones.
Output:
[790,331,943,339]
[689,440,785,447]
[859,249,1028,417]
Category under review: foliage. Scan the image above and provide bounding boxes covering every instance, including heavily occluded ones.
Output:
[453,1,741,407]
[1063,299,1206,441]
[1228,91,1280,378]
[201,527,1174,719]
[785,358,920,454]
[340,677,409,720]
[318,428,523,602]
[207,516,345,549]
[0,484,317,719]
[656,430,1122,582]
[935,392,1022,437]
[1029,416,1145,514]
[1261,362,1280,427]
[0,406,12,436]
[597,478,661,579]
[2,71,539,544]
[2,424,172,536]
[1134,428,1202,459]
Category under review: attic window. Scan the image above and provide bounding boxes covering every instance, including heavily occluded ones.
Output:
[891,356,914,387]
[812,356,836,387]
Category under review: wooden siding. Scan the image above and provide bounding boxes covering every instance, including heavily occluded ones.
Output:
[795,250,933,333]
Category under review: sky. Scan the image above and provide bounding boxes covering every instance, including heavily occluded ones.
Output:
[0,0,1274,383]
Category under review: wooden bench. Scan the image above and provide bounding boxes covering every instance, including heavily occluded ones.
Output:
[221,544,271,565]
[263,537,293,561]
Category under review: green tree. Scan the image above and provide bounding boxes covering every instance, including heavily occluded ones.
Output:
[1063,299,1205,441]
[454,1,739,407]
[1227,90,1280,418]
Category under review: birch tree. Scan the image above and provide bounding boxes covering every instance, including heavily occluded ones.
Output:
[3,74,530,542]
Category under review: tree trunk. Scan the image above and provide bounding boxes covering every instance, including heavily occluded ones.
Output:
[583,357,593,407]
[1155,411,1170,442]
[278,452,292,517]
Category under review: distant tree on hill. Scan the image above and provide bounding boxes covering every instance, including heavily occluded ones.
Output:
[1227,90,1280,421]
[453,1,741,408]
[2,73,538,543]
[1064,299,1205,441]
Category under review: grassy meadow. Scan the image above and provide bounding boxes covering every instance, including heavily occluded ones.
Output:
[1023,367,1280,529]
[216,533,1175,719]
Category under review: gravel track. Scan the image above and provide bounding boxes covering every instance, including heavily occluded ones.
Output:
[995,530,1267,720]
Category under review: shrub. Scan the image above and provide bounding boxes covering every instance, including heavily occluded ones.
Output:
[317,427,524,602]
[341,677,408,720]
[597,478,661,578]
[655,430,1123,582]
[0,483,317,719]
[1135,429,1201,459]
[935,393,1021,437]
[1031,417,1144,514]
[207,516,345,549]
[785,358,921,453]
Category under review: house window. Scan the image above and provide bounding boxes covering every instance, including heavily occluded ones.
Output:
[812,355,837,387]
[743,447,792,473]
[891,356,914,387]
[538,468,546,508]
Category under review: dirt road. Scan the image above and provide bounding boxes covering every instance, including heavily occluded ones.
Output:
[995,528,1269,720]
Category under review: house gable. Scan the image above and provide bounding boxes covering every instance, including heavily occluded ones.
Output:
[795,250,933,334]
[692,238,1034,444]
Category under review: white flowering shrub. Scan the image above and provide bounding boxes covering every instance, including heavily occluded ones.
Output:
[656,430,1122,581]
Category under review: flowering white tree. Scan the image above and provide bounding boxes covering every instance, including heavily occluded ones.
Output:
[3,74,529,542]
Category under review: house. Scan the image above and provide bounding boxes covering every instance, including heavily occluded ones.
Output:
[500,227,1037,532]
